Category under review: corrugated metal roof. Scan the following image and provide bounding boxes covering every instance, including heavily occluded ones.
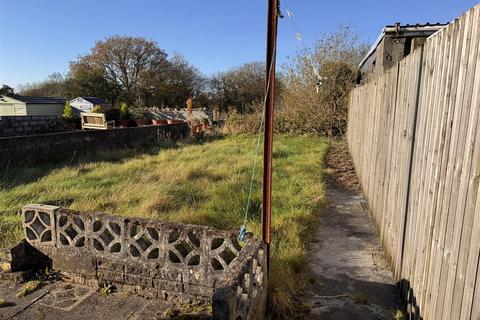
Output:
[384,22,447,29]
[10,95,66,104]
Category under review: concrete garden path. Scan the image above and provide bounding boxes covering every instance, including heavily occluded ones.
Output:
[0,280,210,320]
[303,142,401,320]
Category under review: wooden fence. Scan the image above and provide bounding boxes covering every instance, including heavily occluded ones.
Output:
[347,4,480,320]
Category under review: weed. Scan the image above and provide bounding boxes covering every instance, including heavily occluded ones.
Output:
[392,309,406,320]
[1,262,11,273]
[16,280,43,298]
[36,268,59,281]
[99,282,115,296]
[163,307,179,318]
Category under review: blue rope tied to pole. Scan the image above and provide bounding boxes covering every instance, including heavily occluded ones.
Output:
[237,45,275,242]
[238,111,264,241]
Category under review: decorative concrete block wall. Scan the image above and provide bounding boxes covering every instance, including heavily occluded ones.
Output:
[8,204,267,319]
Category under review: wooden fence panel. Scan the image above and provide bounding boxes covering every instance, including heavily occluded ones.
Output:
[347,4,480,319]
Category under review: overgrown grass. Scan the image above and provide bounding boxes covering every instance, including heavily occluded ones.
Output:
[0,135,328,316]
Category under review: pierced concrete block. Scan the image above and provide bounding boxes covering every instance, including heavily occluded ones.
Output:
[56,209,88,250]
[164,225,204,268]
[125,219,165,264]
[88,213,125,257]
[23,204,59,247]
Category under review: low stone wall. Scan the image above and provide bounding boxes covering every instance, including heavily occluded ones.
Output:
[1,204,267,319]
[0,124,189,168]
[0,115,66,137]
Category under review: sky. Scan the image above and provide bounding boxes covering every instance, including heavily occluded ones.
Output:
[0,0,478,89]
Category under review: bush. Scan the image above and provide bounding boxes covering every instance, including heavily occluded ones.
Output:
[91,105,103,113]
[222,110,263,135]
[223,27,367,137]
[280,60,357,136]
[104,108,120,121]
[278,26,367,136]
[62,102,77,120]
[120,102,130,120]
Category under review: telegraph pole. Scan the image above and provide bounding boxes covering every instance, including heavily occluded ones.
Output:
[262,0,279,272]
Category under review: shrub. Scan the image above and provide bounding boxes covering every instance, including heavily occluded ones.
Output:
[280,60,358,136]
[91,105,103,113]
[120,102,130,120]
[222,110,262,135]
[278,26,368,136]
[62,102,77,120]
[104,108,120,121]
[222,27,367,137]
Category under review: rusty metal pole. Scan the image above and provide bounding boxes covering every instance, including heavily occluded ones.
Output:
[262,0,278,272]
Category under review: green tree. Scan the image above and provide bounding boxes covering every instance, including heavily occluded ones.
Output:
[0,85,14,96]
[150,53,205,108]
[68,58,117,103]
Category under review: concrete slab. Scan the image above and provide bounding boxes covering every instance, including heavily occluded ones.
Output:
[0,281,56,320]
[0,280,210,320]
[304,186,401,320]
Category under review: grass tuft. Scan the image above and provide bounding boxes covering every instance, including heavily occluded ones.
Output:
[99,282,115,296]
[392,309,406,320]
[15,280,43,298]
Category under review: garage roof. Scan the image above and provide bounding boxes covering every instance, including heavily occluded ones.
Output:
[10,95,66,104]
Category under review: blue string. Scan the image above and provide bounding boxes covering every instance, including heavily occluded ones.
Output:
[238,112,265,241]
[237,43,276,241]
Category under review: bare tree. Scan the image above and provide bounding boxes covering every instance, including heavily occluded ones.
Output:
[18,73,69,97]
[280,26,368,135]
[210,62,266,113]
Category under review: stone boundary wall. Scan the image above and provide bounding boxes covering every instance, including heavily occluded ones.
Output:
[0,115,65,137]
[0,124,189,168]
[1,204,267,319]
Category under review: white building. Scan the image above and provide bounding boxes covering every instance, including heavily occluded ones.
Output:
[69,97,111,114]
[0,95,65,116]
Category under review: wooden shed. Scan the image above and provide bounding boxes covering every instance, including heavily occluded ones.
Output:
[0,95,66,116]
